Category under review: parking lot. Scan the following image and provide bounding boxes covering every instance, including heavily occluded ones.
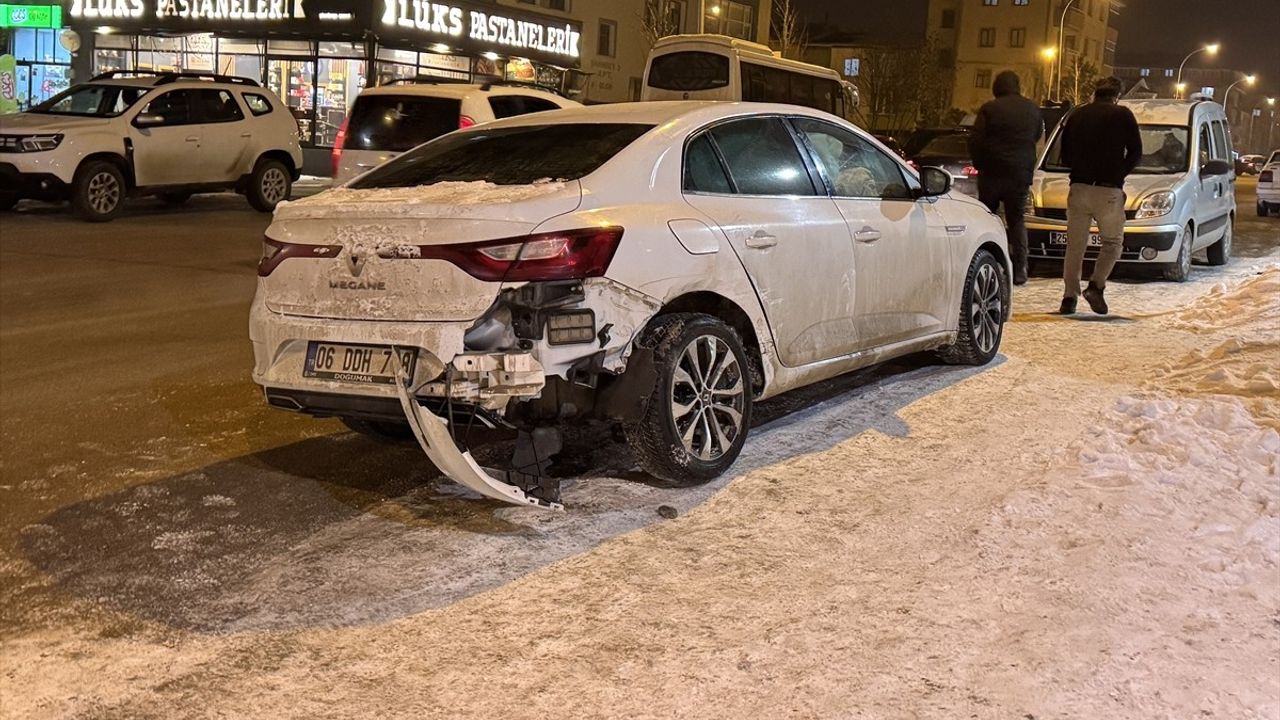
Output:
[2,178,1278,718]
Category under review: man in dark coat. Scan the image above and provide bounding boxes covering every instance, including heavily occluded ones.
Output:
[969,70,1044,285]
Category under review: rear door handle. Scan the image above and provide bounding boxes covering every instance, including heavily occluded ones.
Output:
[854,226,882,243]
[185,136,199,142]
[240,132,252,138]
[355,162,378,168]
[745,230,778,249]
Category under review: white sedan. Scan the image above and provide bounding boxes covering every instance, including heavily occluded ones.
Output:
[250,101,1011,508]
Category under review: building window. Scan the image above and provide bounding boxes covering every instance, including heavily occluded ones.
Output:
[940,9,956,28]
[1087,0,1095,16]
[705,1,753,40]
[1064,34,1077,51]
[1139,68,1150,77]
[1010,28,1026,47]
[979,28,996,47]
[983,0,998,5]
[1013,0,1029,5]
[1164,68,1175,78]
[975,69,992,88]
[843,57,860,77]
[546,0,568,11]
[597,19,616,57]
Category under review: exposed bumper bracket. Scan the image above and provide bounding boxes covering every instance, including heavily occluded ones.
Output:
[395,375,564,511]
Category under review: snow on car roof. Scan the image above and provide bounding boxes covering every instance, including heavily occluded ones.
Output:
[475,100,840,130]
[1120,99,1218,126]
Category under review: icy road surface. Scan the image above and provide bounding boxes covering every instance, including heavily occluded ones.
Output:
[1,184,1278,718]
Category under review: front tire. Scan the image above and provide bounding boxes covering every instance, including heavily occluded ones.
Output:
[1205,217,1232,266]
[247,159,291,212]
[939,249,1006,366]
[1162,223,1193,282]
[1260,201,1270,218]
[0,192,17,211]
[71,160,126,222]
[624,314,753,485]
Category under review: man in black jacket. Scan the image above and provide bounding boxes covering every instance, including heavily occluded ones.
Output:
[969,70,1044,285]
[1057,76,1144,315]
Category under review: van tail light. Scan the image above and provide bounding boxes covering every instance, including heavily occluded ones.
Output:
[962,165,980,177]
[331,117,349,177]
[458,114,476,129]
[1261,170,1274,183]
[256,228,624,282]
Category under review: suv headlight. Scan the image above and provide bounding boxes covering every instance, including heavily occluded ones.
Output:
[15,134,64,152]
[1134,191,1175,219]
[1024,193,1037,217]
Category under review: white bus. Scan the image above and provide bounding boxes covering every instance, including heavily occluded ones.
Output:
[641,34,859,121]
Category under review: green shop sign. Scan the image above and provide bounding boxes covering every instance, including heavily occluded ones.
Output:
[0,4,64,28]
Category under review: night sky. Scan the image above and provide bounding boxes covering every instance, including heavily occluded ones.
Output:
[794,0,1280,96]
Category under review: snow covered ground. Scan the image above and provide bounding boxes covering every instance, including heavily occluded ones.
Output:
[3,251,1278,718]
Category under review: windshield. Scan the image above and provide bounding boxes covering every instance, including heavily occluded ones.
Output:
[918,133,971,157]
[350,123,654,189]
[1043,123,1189,174]
[30,84,150,117]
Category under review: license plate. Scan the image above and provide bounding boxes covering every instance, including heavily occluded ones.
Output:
[304,342,416,385]
[1048,231,1103,247]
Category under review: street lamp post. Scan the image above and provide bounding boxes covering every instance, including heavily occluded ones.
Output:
[1175,42,1220,98]
[1053,0,1078,101]
[1040,46,1057,102]
[1249,97,1277,152]
[1222,74,1256,116]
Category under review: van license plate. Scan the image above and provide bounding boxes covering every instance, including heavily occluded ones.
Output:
[1048,231,1102,247]
[304,343,416,385]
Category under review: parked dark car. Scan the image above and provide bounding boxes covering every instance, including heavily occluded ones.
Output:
[873,133,906,157]
[908,131,979,196]
[903,127,969,159]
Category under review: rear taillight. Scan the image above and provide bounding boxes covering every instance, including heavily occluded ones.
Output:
[258,237,342,277]
[426,227,623,282]
[1261,170,1274,183]
[962,165,980,177]
[331,117,349,178]
[459,115,476,129]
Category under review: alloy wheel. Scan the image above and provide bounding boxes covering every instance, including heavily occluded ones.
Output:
[670,334,746,462]
[87,172,121,215]
[969,263,1003,355]
[261,168,289,205]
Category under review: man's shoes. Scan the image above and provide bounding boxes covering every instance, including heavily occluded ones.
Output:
[1083,282,1109,315]
[1013,265,1028,286]
[1058,296,1078,315]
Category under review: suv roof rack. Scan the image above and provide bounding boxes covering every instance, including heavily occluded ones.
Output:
[479,80,565,98]
[380,76,473,87]
[89,70,261,87]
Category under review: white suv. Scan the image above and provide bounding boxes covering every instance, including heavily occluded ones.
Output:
[1257,150,1280,217]
[332,80,579,184]
[0,71,304,221]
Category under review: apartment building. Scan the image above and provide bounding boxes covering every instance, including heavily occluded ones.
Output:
[505,0,773,103]
[930,0,1116,111]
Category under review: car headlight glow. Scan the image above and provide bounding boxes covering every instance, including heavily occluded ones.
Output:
[17,134,64,152]
[1024,193,1037,217]
[1135,190,1175,219]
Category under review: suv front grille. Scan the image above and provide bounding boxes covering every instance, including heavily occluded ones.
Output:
[1034,207,1139,221]
[0,136,20,153]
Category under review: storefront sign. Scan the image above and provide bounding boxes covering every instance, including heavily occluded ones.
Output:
[380,1,579,59]
[1,3,64,27]
[154,0,289,21]
[68,0,144,19]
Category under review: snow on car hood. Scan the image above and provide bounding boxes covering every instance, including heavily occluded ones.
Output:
[0,112,114,134]
[1031,172,1182,210]
[275,180,579,221]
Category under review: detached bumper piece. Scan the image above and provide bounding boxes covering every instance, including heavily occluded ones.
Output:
[395,375,564,511]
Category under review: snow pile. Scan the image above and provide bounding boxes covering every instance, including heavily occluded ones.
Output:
[279,179,570,218]
[1157,337,1280,401]
[1169,265,1280,334]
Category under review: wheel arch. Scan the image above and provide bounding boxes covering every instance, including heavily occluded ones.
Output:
[255,150,301,180]
[654,291,767,396]
[77,152,133,190]
[974,240,1012,321]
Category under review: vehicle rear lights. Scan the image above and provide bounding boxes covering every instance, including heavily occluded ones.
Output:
[257,237,342,277]
[1261,170,1274,183]
[546,310,596,345]
[331,117,349,177]
[961,165,979,177]
[417,227,624,282]
[459,115,476,129]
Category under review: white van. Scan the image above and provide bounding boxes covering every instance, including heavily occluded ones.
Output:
[642,34,858,121]
[1027,99,1237,281]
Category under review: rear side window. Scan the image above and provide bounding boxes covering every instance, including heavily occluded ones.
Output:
[488,95,563,119]
[193,89,244,123]
[344,95,462,153]
[742,63,843,115]
[351,123,654,188]
[242,92,273,116]
[684,134,732,193]
[706,117,816,196]
[648,52,731,91]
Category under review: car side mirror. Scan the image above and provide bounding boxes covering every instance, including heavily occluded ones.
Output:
[917,166,952,197]
[133,113,165,128]
[1200,159,1231,177]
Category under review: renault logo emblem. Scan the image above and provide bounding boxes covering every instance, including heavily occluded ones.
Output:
[346,249,367,277]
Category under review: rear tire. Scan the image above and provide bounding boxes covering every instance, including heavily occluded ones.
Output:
[160,191,193,206]
[340,417,415,443]
[1260,202,1270,217]
[247,159,291,212]
[939,249,1006,366]
[1162,223,1193,282]
[624,314,753,485]
[1205,217,1232,266]
[71,160,126,222]
[0,192,17,211]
